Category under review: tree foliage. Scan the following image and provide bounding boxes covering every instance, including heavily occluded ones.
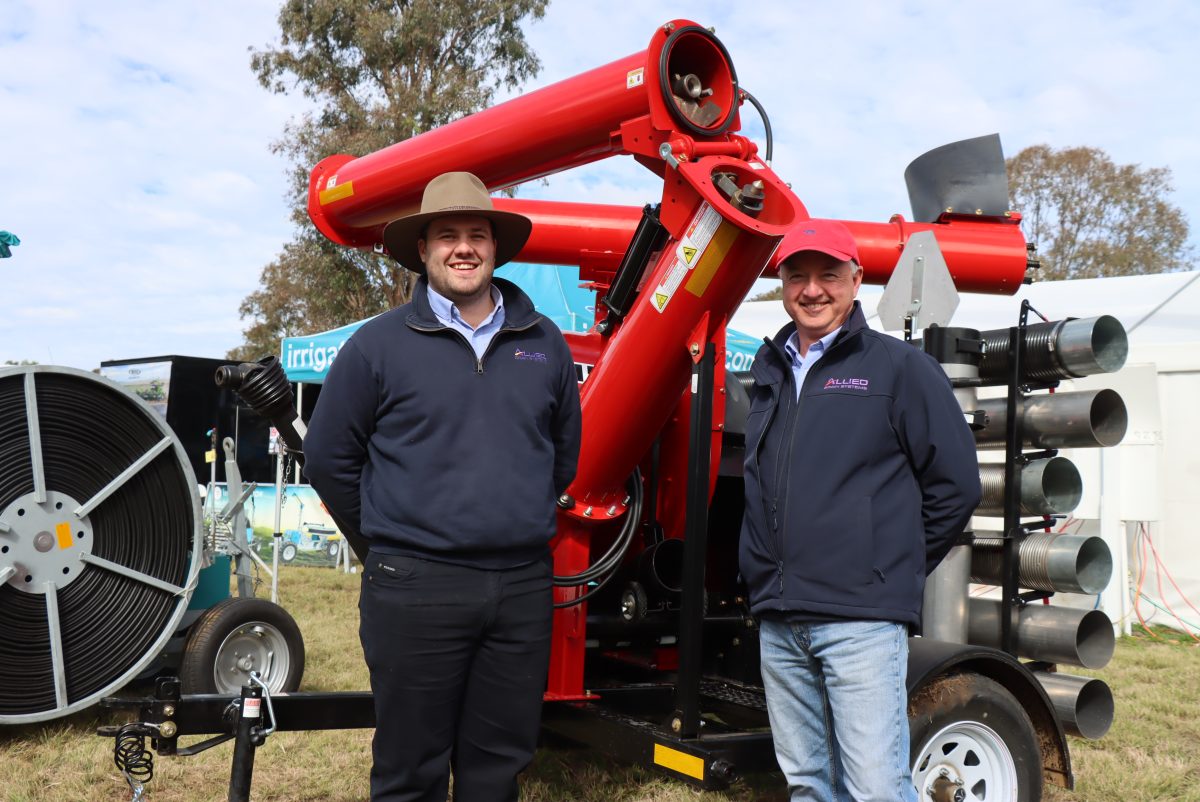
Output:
[230,0,548,360]
[1007,145,1191,281]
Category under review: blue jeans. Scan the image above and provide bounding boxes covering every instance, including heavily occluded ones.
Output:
[759,618,916,802]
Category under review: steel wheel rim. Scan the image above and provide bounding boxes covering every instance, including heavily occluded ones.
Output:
[912,720,1018,801]
[213,620,292,694]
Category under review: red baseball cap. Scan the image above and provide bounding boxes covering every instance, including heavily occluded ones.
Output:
[770,218,860,271]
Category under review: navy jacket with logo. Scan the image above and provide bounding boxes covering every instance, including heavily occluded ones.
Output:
[303,277,582,569]
[738,302,981,627]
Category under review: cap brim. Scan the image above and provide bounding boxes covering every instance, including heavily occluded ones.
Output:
[771,243,859,272]
[382,210,533,274]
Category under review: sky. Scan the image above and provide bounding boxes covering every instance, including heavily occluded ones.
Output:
[1,0,1197,369]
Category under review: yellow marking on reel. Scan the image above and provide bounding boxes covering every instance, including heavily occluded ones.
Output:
[55,522,73,550]
[653,743,705,780]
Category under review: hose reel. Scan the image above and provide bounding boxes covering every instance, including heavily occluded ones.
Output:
[0,366,201,723]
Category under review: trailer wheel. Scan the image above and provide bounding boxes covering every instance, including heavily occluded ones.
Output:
[280,542,298,563]
[909,673,1041,802]
[179,598,305,695]
[326,541,340,560]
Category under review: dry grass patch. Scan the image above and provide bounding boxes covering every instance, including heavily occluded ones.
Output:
[2,566,1198,800]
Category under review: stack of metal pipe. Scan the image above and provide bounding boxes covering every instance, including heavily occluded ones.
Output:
[921,316,1129,739]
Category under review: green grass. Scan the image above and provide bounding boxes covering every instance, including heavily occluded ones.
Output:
[2,567,1198,801]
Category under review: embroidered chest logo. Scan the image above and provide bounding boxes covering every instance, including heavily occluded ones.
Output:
[824,377,869,391]
[513,348,548,363]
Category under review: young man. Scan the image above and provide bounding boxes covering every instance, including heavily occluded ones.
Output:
[738,219,980,801]
[304,172,582,802]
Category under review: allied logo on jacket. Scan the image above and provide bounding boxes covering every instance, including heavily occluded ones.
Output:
[513,348,548,363]
[824,377,869,391]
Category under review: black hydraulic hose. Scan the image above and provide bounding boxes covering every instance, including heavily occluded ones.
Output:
[741,88,773,163]
[0,372,193,716]
[552,471,643,608]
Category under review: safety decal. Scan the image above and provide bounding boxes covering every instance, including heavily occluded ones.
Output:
[652,743,705,780]
[318,176,355,205]
[626,67,644,89]
[650,258,690,313]
[678,201,721,266]
[685,220,739,298]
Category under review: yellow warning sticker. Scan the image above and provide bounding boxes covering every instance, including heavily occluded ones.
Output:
[650,259,690,314]
[205,448,217,464]
[318,178,354,205]
[55,522,72,550]
[653,744,705,780]
[626,67,644,90]
[685,220,739,297]
[677,202,721,270]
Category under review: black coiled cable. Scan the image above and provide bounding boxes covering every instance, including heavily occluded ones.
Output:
[113,722,155,785]
[0,371,195,717]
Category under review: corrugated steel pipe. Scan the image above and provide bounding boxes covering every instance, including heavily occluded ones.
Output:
[977,315,1128,383]
[970,532,1113,595]
[976,457,1083,516]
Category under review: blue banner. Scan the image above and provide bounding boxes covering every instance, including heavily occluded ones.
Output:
[280,264,760,383]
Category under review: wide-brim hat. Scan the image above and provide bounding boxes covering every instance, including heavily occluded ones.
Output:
[381,172,533,274]
[770,218,860,271]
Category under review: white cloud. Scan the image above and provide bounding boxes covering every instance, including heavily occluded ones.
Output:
[0,0,1196,368]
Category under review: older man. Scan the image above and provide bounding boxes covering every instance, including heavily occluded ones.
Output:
[304,172,582,802]
[738,219,980,801]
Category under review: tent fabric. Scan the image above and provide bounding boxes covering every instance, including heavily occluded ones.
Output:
[281,264,764,384]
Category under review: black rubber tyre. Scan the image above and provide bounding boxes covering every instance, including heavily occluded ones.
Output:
[326,541,340,560]
[280,542,298,563]
[179,597,305,695]
[909,672,1042,802]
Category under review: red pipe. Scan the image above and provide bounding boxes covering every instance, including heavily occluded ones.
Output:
[499,199,1027,294]
[308,19,742,252]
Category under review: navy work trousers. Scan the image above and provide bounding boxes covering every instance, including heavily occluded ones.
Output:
[359,552,553,802]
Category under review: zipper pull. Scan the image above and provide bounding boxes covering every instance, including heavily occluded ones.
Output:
[476,358,483,374]
[778,564,784,594]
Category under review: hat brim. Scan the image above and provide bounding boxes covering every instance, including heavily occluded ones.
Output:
[771,243,859,271]
[382,209,533,274]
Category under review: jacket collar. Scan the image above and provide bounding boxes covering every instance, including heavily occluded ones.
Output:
[408,276,541,330]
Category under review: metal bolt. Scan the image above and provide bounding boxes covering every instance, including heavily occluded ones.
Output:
[663,22,676,32]
[162,704,175,717]
[690,343,700,355]
[158,720,178,738]
[606,506,618,516]
[583,506,593,517]
[671,717,682,733]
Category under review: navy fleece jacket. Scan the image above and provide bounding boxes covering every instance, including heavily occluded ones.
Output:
[738,302,981,626]
[303,277,582,569]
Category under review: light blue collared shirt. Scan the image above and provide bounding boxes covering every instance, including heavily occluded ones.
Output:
[784,326,842,399]
[426,284,505,361]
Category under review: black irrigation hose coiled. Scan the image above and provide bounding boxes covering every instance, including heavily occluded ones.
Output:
[0,372,195,717]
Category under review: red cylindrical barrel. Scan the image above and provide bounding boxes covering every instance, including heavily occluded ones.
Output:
[308,19,740,251]
[500,200,1027,294]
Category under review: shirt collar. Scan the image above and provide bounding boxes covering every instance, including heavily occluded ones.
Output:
[426,283,503,330]
[784,326,841,365]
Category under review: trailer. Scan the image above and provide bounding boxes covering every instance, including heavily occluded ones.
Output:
[95,19,1125,801]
